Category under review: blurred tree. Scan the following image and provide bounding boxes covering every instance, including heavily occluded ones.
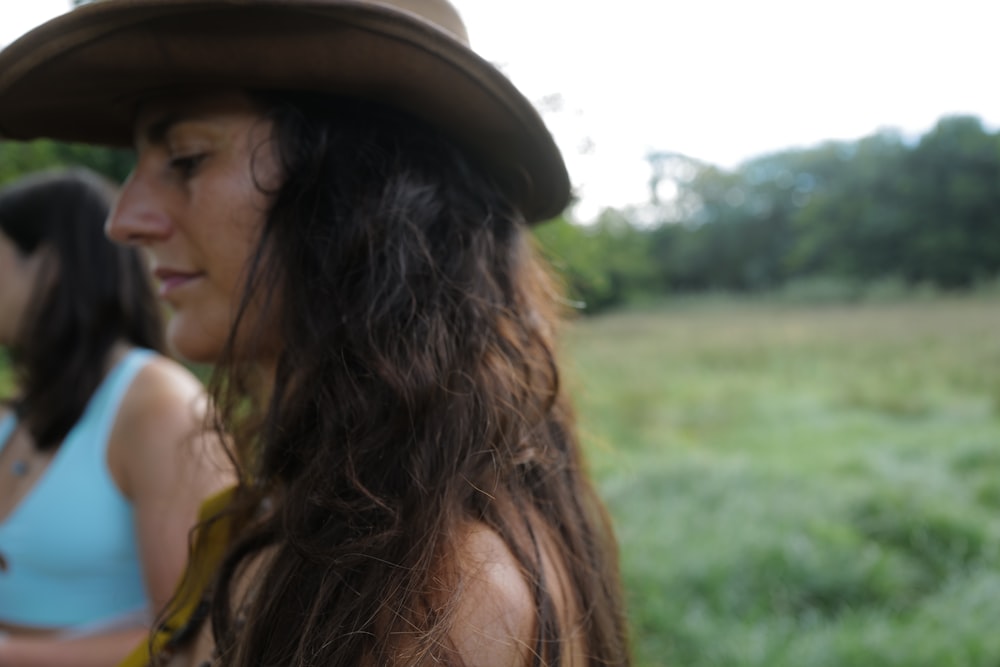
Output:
[901,115,1000,286]
[0,140,133,186]
[534,211,656,313]
[787,132,910,280]
[646,115,1000,295]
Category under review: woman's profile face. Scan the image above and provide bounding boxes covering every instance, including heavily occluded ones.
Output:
[107,90,282,364]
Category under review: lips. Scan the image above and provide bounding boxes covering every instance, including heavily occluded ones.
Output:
[153,267,203,297]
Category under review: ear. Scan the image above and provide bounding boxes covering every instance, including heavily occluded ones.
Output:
[29,244,61,296]
[18,245,61,330]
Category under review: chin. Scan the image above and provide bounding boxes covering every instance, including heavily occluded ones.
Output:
[167,316,227,364]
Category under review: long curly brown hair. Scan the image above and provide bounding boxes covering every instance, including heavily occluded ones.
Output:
[197,95,629,666]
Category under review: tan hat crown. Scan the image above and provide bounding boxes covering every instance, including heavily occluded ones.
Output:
[370,0,470,43]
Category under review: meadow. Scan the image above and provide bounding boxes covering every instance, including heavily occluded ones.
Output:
[565,294,1000,666]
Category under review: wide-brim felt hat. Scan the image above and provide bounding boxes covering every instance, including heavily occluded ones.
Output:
[0,0,570,223]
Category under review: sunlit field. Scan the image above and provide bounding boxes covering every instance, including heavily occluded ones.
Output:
[565,294,1000,666]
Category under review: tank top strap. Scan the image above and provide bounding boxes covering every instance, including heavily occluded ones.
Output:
[76,348,155,450]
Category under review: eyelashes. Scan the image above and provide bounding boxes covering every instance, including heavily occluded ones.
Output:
[169,153,208,178]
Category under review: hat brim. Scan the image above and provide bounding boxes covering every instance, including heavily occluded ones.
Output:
[0,0,569,223]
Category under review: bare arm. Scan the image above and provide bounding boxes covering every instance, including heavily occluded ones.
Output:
[109,355,235,615]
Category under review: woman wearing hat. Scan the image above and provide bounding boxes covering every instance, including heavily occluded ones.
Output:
[0,168,232,666]
[0,1,631,665]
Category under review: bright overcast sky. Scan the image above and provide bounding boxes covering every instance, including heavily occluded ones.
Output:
[4,1,1000,220]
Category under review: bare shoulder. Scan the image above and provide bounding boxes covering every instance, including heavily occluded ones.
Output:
[113,354,210,451]
[108,353,229,499]
[449,523,536,666]
[450,519,587,667]
[119,354,207,422]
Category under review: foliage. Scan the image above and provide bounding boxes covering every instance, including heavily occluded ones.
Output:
[534,210,657,312]
[0,140,133,187]
[537,115,1000,313]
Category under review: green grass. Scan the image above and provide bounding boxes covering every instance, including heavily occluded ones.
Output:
[565,295,1000,666]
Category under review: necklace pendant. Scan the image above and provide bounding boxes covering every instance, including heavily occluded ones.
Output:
[11,460,29,477]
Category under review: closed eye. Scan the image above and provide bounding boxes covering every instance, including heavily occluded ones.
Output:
[169,153,207,178]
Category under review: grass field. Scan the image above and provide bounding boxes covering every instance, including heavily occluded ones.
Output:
[565,295,1000,666]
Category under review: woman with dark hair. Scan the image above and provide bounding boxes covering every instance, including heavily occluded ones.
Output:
[0,1,631,665]
[0,169,232,667]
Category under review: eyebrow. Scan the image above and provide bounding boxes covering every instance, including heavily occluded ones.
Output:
[136,111,181,146]
[139,107,221,145]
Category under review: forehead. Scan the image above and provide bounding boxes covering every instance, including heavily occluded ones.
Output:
[132,89,266,146]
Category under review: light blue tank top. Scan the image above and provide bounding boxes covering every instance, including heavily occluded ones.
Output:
[0,349,153,629]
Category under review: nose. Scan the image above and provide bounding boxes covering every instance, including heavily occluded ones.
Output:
[105,163,172,245]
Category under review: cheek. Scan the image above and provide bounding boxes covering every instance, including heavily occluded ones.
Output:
[197,167,270,289]
[213,211,266,296]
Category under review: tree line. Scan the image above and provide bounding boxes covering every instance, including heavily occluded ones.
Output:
[3,115,999,314]
[534,115,1000,312]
